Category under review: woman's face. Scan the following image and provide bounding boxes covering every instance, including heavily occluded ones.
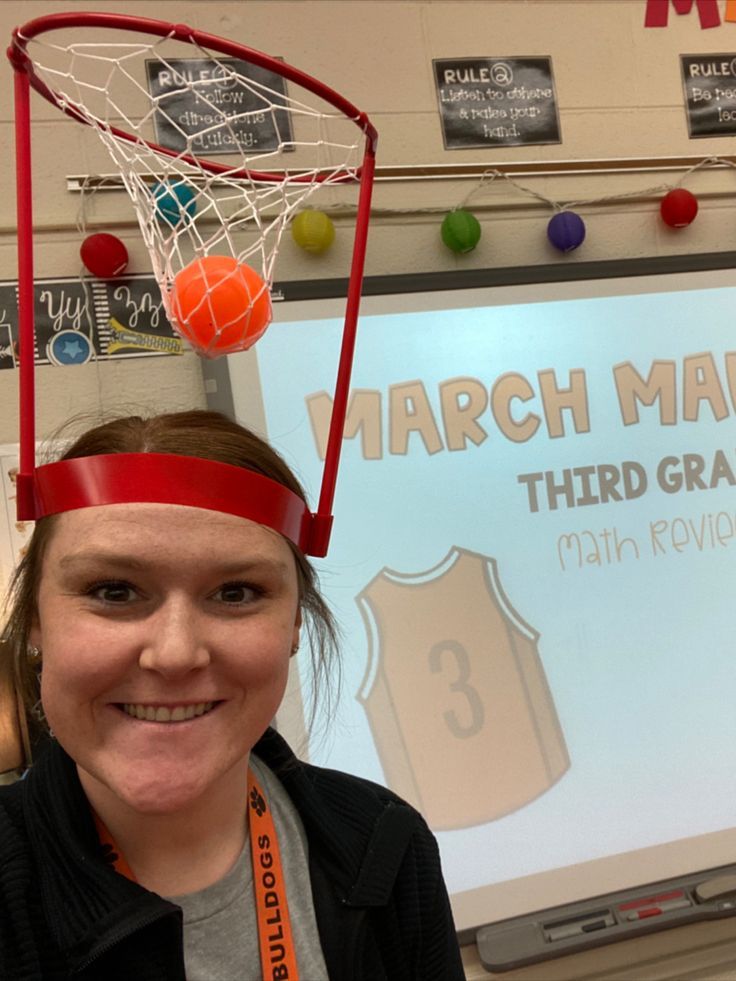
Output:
[31,503,301,815]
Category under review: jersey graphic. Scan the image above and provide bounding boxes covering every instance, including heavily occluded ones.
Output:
[357,547,569,830]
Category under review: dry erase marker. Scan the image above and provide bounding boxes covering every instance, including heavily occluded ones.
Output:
[625,899,692,921]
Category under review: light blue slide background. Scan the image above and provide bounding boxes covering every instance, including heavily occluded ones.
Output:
[241,276,736,922]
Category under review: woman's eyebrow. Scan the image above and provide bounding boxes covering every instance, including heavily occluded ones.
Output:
[57,552,290,576]
[58,552,149,571]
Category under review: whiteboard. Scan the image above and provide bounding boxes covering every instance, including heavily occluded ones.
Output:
[214,260,736,934]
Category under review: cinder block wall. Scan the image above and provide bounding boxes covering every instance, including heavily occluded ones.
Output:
[0,0,732,443]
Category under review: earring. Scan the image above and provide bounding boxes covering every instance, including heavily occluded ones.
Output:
[27,646,42,665]
[291,642,299,656]
[31,697,46,726]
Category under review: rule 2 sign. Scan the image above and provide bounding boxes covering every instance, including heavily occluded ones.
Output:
[433,57,561,149]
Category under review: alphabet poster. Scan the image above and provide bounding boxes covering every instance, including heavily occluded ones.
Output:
[0,446,34,604]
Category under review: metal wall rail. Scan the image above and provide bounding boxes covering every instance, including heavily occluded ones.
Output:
[66,154,736,192]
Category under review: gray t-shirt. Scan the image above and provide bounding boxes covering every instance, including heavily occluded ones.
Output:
[165,755,328,981]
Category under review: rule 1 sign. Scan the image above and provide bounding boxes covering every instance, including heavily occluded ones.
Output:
[433,57,561,149]
[145,57,294,156]
[681,54,736,137]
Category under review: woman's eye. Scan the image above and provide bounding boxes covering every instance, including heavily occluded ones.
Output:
[87,581,136,604]
[214,582,258,605]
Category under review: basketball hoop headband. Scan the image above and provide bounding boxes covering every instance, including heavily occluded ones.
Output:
[8,12,378,557]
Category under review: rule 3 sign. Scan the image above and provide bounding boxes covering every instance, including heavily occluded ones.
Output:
[681,53,736,135]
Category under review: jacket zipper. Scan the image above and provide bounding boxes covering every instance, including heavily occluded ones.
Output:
[72,907,182,976]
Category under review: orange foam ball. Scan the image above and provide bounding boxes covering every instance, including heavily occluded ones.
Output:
[170,256,272,357]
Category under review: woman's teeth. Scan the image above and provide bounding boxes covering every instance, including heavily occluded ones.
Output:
[122,702,215,723]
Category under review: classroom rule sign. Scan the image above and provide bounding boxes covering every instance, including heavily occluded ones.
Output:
[433,56,561,149]
[681,53,736,137]
[145,57,294,155]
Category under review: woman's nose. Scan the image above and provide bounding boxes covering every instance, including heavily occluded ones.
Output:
[137,598,211,676]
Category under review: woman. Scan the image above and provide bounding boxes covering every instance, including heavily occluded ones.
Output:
[0,410,464,981]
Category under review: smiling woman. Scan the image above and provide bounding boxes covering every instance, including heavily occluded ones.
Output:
[33,503,301,834]
[0,410,464,981]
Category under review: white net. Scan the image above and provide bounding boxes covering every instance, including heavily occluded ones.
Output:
[19,22,367,356]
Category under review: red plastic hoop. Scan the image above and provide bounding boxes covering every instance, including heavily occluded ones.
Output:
[8,12,378,558]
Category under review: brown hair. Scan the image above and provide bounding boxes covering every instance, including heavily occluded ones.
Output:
[3,410,339,749]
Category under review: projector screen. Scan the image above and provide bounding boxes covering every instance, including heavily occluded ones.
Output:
[212,256,736,937]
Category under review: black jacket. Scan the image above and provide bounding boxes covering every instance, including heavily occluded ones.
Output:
[0,728,464,980]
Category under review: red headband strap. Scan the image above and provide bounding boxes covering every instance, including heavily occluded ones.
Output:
[24,454,327,555]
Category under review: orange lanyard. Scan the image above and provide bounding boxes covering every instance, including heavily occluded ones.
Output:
[93,767,300,981]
